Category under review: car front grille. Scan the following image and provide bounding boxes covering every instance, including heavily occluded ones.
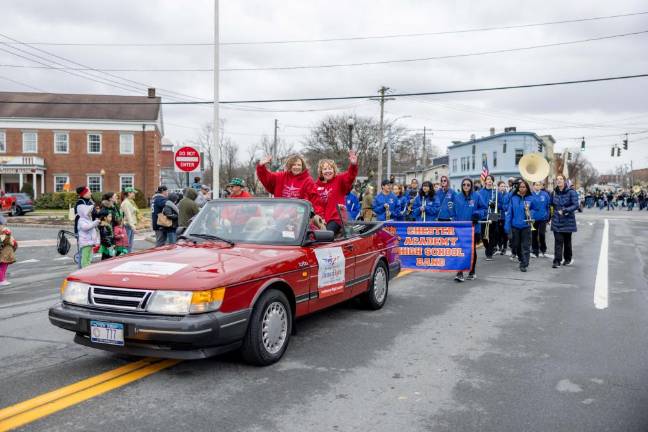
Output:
[89,286,153,311]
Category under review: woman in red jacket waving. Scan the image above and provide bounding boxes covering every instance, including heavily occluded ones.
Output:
[314,151,358,235]
[256,154,318,200]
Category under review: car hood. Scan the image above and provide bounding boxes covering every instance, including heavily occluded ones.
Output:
[69,242,307,291]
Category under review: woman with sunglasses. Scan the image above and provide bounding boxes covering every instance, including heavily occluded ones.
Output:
[453,178,487,282]
[433,176,457,221]
[504,179,539,272]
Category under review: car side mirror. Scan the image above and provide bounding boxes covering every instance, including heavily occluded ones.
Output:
[176,226,186,236]
[313,230,335,243]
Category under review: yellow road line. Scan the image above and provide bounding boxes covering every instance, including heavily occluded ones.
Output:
[0,358,180,431]
[396,269,414,279]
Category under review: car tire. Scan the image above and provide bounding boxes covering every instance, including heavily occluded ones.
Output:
[241,289,292,366]
[360,261,389,310]
[9,205,17,217]
[16,206,23,216]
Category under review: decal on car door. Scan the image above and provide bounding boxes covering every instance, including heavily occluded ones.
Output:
[314,247,346,298]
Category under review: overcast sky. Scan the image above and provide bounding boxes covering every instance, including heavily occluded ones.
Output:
[1,0,647,173]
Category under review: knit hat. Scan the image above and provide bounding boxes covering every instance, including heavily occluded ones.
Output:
[229,178,244,187]
[124,187,136,193]
[77,186,90,196]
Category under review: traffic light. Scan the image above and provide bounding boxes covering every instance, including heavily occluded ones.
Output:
[611,146,615,157]
[537,142,543,152]
[617,147,621,157]
[623,139,628,150]
[567,152,572,161]
[581,138,585,151]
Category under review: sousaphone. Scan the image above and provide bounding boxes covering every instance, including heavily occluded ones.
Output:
[519,153,550,183]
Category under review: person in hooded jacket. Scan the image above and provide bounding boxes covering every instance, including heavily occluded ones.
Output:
[152,185,169,247]
[433,176,457,221]
[477,175,502,260]
[531,181,551,258]
[76,203,100,268]
[453,178,487,282]
[162,193,180,244]
[178,187,200,228]
[550,174,579,268]
[392,183,409,222]
[412,181,436,222]
[372,179,400,222]
[505,179,539,272]
[74,186,94,234]
[345,192,360,221]
[313,151,358,234]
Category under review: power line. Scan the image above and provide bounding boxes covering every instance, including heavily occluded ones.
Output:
[1,73,647,105]
[1,29,646,73]
[2,11,646,47]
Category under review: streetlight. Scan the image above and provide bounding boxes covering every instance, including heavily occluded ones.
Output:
[386,115,411,180]
[346,117,355,150]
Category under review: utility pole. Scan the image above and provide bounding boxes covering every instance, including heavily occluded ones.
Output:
[272,119,278,168]
[421,126,427,168]
[374,86,391,189]
[212,0,220,198]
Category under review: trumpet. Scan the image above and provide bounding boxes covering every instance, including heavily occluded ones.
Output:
[524,201,536,231]
[421,198,427,222]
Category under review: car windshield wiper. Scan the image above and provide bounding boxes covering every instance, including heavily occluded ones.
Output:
[188,233,235,247]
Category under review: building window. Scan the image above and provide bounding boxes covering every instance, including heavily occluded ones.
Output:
[515,149,524,165]
[120,133,134,154]
[54,132,69,153]
[471,155,475,170]
[472,145,476,155]
[493,151,497,168]
[119,175,134,191]
[0,131,5,153]
[87,175,102,193]
[452,159,457,173]
[87,133,102,154]
[54,175,69,192]
[23,132,38,153]
[503,140,507,153]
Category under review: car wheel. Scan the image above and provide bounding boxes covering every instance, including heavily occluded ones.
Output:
[360,261,389,310]
[16,206,23,216]
[9,206,17,217]
[241,289,292,366]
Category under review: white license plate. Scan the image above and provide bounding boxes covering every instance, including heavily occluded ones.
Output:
[90,321,124,346]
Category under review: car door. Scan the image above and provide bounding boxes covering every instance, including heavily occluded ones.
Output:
[307,238,356,313]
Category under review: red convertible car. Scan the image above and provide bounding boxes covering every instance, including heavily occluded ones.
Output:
[49,199,400,365]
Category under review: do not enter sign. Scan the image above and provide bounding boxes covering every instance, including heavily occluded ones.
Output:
[174,146,201,173]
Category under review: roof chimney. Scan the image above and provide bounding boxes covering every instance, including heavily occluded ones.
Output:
[490,127,495,136]
[504,126,517,133]
[148,88,156,98]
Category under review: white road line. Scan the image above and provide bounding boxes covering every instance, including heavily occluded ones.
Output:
[53,256,72,261]
[594,219,609,310]
[15,259,40,265]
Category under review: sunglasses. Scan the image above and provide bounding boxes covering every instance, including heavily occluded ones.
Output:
[462,183,471,187]
[441,179,448,183]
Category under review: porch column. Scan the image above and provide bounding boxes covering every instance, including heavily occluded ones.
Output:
[41,173,45,195]
[32,172,37,199]
[19,173,23,191]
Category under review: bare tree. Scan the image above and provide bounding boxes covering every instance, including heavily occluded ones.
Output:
[556,152,599,189]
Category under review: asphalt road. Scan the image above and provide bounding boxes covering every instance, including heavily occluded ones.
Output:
[1,210,647,432]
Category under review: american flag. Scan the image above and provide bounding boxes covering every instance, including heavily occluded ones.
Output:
[480,158,489,183]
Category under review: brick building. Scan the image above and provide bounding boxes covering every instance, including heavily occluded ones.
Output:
[0,89,163,198]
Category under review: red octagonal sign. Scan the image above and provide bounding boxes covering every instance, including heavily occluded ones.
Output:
[174,146,201,173]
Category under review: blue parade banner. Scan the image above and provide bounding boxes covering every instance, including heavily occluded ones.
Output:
[383,221,475,272]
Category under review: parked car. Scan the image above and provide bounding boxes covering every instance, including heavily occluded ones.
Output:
[7,193,34,215]
[0,191,17,216]
[49,199,401,365]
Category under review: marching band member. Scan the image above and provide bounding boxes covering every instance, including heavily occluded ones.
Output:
[531,181,551,258]
[412,181,436,222]
[346,192,360,220]
[504,179,538,273]
[392,184,409,221]
[478,175,501,261]
[496,181,509,255]
[314,151,358,235]
[373,179,400,222]
[453,178,487,282]
[434,176,457,221]
[550,174,579,268]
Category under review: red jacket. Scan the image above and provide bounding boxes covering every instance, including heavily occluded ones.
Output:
[314,163,358,224]
[256,164,318,203]
[229,190,252,199]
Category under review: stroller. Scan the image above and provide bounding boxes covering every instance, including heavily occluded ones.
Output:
[57,230,82,268]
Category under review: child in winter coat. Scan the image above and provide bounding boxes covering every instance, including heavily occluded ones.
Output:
[77,204,100,268]
[0,223,17,286]
[98,211,115,260]
[113,217,129,256]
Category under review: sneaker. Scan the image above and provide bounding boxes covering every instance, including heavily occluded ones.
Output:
[485,256,493,261]
[520,266,527,272]
[467,274,476,280]
[0,280,10,286]
[454,272,465,282]
[532,253,539,258]
[552,262,560,269]
[510,256,519,262]
[541,252,547,258]
[499,249,506,256]
[562,259,573,266]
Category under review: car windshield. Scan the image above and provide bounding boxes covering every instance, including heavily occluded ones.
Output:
[186,199,310,245]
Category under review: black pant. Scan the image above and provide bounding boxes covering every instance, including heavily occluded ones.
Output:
[511,227,531,268]
[497,220,508,251]
[531,220,548,255]
[482,221,499,258]
[553,232,573,264]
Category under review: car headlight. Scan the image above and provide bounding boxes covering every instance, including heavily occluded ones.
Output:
[61,280,90,305]
[189,288,225,313]
[146,291,193,315]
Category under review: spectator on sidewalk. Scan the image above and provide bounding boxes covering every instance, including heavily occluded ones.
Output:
[178,187,200,228]
[152,185,169,247]
[162,193,181,244]
[77,204,100,268]
[195,185,211,207]
[191,177,202,191]
[0,214,17,286]
[120,187,140,253]
[100,192,122,227]
[98,210,115,260]
[74,186,93,234]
